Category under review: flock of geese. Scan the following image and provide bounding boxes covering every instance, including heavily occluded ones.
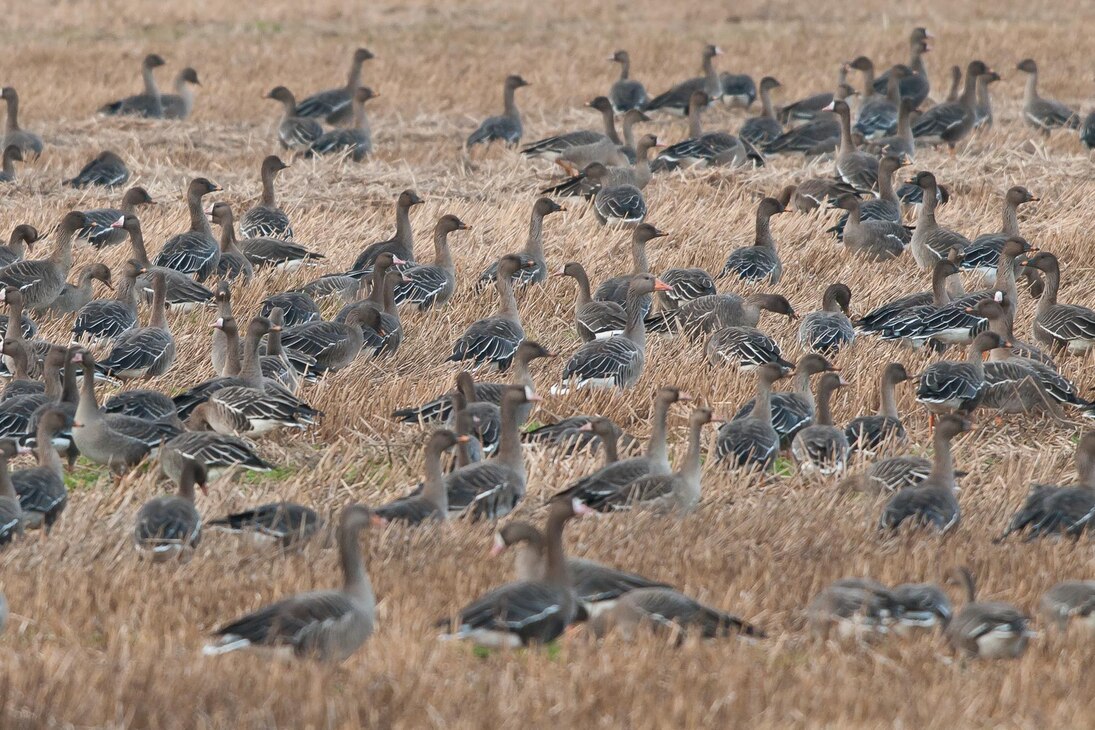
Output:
[1,29,1094,663]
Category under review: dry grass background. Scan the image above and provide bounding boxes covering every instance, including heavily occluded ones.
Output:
[1,0,1095,727]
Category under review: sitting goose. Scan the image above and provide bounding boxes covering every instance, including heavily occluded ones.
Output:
[844,363,912,453]
[64,151,131,190]
[0,440,24,545]
[798,283,854,354]
[832,196,907,262]
[351,189,423,273]
[161,67,200,119]
[730,354,834,446]
[839,454,934,495]
[865,99,916,158]
[651,91,752,171]
[207,502,322,549]
[449,255,531,370]
[133,460,205,561]
[78,186,154,248]
[656,267,716,310]
[96,273,175,380]
[766,81,854,155]
[0,211,89,312]
[907,171,969,270]
[164,406,273,483]
[706,326,792,371]
[281,303,371,373]
[0,224,37,268]
[829,153,910,239]
[395,215,468,309]
[520,97,628,172]
[1025,252,1095,355]
[608,50,647,114]
[98,54,166,118]
[593,224,667,310]
[557,262,626,342]
[716,364,789,470]
[307,86,376,161]
[1017,59,1080,135]
[911,61,989,153]
[916,332,1008,417]
[0,88,42,159]
[1041,582,1095,633]
[945,567,1031,658]
[591,587,763,641]
[37,263,113,317]
[0,145,18,183]
[644,44,723,116]
[373,429,465,525]
[204,504,376,661]
[240,156,293,240]
[825,99,878,191]
[12,407,68,532]
[260,289,321,328]
[738,77,783,147]
[791,373,850,476]
[880,415,969,532]
[72,260,143,342]
[586,164,647,225]
[296,47,375,124]
[117,214,213,309]
[477,197,563,287]
[996,432,1095,542]
[207,203,253,283]
[961,187,1038,283]
[719,197,786,284]
[153,178,222,281]
[465,75,530,150]
[266,87,323,152]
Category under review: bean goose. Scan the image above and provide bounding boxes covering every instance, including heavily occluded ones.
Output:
[260,289,321,328]
[118,214,214,309]
[307,86,376,160]
[296,47,375,124]
[807,578,896,640]
[880,415,969,532]
[975,291,1054,366]
[791,373,850,476]
[608,50,647,114]
[0,224,37,268]
[855,258,962,337]
[1025,252,1095,354]
[591,587,763,641]
[798,283,855,354]
[911,61,990,153]
[521,97,628,172]
[889,583,954,636]
[1017,59,1080,135]
[240,156,293,240]
[449,254,530,370]
[64,151,131,190]
[395,215,468,309]
[593,224,667,312]
[825,100,878,191]
[790,178,858,212]
[334,259,403,357]
[721,72,757,108]
[96,273,175,380]
[0,145,18,183]
[351,189,424,272]
[829,153,910,242]
[915,332,1008,417]
[37,263,112,318]
[585,164,647,225]
[706,326,792,371]
[77,186,154,248]
[0,211,89,311]
[540,133,659,198]
[945,567,1031,659]
[207,203,253,283]
[466,75,530,149]
[477,198,563,287]
[0,339,45,401]
[72,260,144,342]
[716,363,789,470]
[153,178,222,281]
[659,292,796,339]
[644,44,723,116]
[852,60,907,139]
[961,187,1038,282]
[12,407,68,532]
[0,440,24,545]
[281,303,370,373]
[205,503,376,661]
[766,80,855,154]
[164,408,273,483]
[450,372,501,455]
[651,91,752,171]
[98,54,166,118]
[844,363,912,452]
[266,86,323,151]
[719,197,786,284]
[974,70,1001,129]
[656,267,715,311]
[103,389,177,423]
[160,67,200,119]
[0,344,66,440]
[907,172,969,270]
[864,99,916,158]
[207,502,322,549]
[373,430,465,525]
[556,262,625,342]
[997,432,1095,541]
[731,354,835,446]
[872,28,932,105]
[738,77,783,146]
[133,460,205,561]
[1041,582,1095,633]
[0,88,41,159]
[839,454,934,495]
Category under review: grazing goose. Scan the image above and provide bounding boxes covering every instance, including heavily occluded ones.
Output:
[798,283,855,354]
[243,235,324,272]
[911,61,989,153]
[961,187,1038,283]
[731,354,834,447]
[663,291,793,341]
[72,260,143,342]
[0,224,37,268]
[395,215,468,309]
[440,497,588,647]
[651,91,752,171]
[807,578,896,640]
[78,186,154,248]
[103,389,178,423]
[205,504,376,661]
[593,224,667,311]
[907,172,969,270]
[889,582,954,636]
[1041,582,1095,633]
[873,27,932,105]
[37,263,112,318]
[0,145,18,182]
[281,303,370,373]
[591,587,763,641]
[0,88,42,158]
[133,460,205,561]
[719,197,786,284]
[466,75,530,149]
[521,97,628,172]
[296,47,375,124]
[12,407,68,532]
[997,432,1095,542]
[266,86,324,151]
[557,262,626,342]
[307,86,376,160]
[153,178,222,281]
[165,407,273,483]
[791,372,850,476]
[351,189,424,272]
[721,72,757,108]
[738,77,783,146]
[373,430,465,525]
[64,151,131,190]
[608,50,647,114]
[0,211,89,311]
[560,275,670,389]
[844,363,912,453]
[916,332,1007,417]
[96,273,174,381]
[1024,252,1095,355]
[826,100,878,191]
[207,203,254,283]
[880,415,969,532]
[98,54,166,117]
[118,214,213,309]
[160,67,200,119]
[240,156,293,240]
[716,364,789,470]
[1017,59,1080,135]
[449,255,530,370]
[0,440,24,545]
[945,567,1031,659]
[477,198,563,287]
[645,44,723,115]
[706,325,792,371]
[207,502,322,549]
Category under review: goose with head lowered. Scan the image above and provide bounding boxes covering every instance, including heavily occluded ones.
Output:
[449,254,532,371]
[591,587,764,642]
[0,145,20,183]
[996,431,1095,542]
[0,224,38,268]
[880,415,969,533]
[166,405,273,483]
[38,263,113,318]
[207,501,322,549]
[798,283,855,354]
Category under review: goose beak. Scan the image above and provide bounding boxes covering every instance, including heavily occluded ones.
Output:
[653,279,673,292]
[489,532,507,556]
[392,256,407,265]
[456,435,471,444]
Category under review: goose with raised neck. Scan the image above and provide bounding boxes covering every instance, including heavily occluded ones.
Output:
[1,87,43,157]
[644,44,723,115]
[240,156,293,240]
[915,332,1008,417]
[374,430,465,524]
[608,50,647,114]
[0,211,90,311]
[1017,58,1080,135]
[351,189,424,272]
[476,198,563,288]
[98,54,166,118]
[594,223,668,308]
[12,407,68,531]
[152,178,222,281]
[843,363,912,452]
[116,215,213,308]
[95,272,175,380]
[962,188,1037,283]
[910,60,989,152]
[1024,252,1095,354]
[394,214,468,310]
[730,354,836,446]
[266,86,323,151]
[791,373,851,476]
[824,99,878,191]
[449,254,530,370]
[719,197,786,284]
[880,415,968,532]
[161,67,200,119]
[465,75,530,149]
[295,47,375,124]
[557,261,626,342]
[207,203,253,283]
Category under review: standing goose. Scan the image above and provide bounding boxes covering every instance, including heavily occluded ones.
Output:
[594,224,668,309]
[0,211,89,311]
[557,261,627,342]
[466,75,530,149]
[872,28,932,105]
[133,461,206,561]
[651,92,752,171]
[716,364,789,470]
[441,498,589,649]
[72,260,144,341]
[240,156,293,240]
[719,197,786,284]
[78,186,154,248]
[164,407,273,483]
[207,203,253,283]
[0,88,42,158]
[520,97,627,171]
[738,77,783,147]
[880,415,969,532]
[476,198,563,287]
[96,273,175,380]
[0,339,45,401]
[206,501,322,549]
[731,354,834,446]
[37,263,113,317]
[865,99,916,158]
[961,187,1038,282]
[204,504,376,661]
[0,145,19,182]
[825,100,879,191]
[1017,59,1080,135]
[561,275,671,389]
[451,391,485,467]
[1025,252,1095,354]
[844,363,912,452]
[153,178,222,281]
[916,332,1008,417]
[0,440,24,545]
[117,214,213,308]
[351,189,424,272]
[791,373,850,476]
[334,254,403,356]
[394,214,468,309]
[540,133,659,197]
[706,325,792,372]
[296,48,375,124]
[608,50,647,114]
[161,67,200,119]
[1041,582,1095,633]
[908,171,969,270]
[829,153,910,240]
[12,407,68,532]
[798,283,855,354]
[373,430,465,525]
[449,255,531,370]
[260,289,321,328]
[64,150,130,190]
[766,83,853,154]
[98,54,166,117]
[945,567,1031,658]
[591,587,763,641]
[644,44,723,115]
[307,86,376,160]
[0,224,37,268]
[266,86,324,151]
[911,61,989,153]
[853,62,908,139]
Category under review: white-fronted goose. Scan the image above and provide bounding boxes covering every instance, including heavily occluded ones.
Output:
[477,198,563,287]
[651,92,752,171]
[373,430,465,525]
[0,440,24,545]
[593,224,667,311]
[394,215,468,309]
[78,186,154,248]
[945,567,1031,658]
[207,502,322,549]
[466,75,529,149]
[133,460,205,561]
[645,45,723,115]
[0,211,89,311]
[608,50,647,114]
[37,263,112,318]
[207,203,253,283]
[556,262,626,342]
[591,587,763,641]
[873,28,932,105]
[730,354,834,446]
[160,67,200,119]
[1041,581,1095,633]
[907,172,969,270]
[64,150,130,190]
[791,372,850,476]
[1017,58,1080,135]
[205,504,375,661]
[716,363,789,470]
[825,100,878,190]
[296,47,374,124]
[153,178,222,281]
[165,408,272,483]
[0,224,37,268]
[706,326,792,371]
[880,415,969,532]
[449,254,530,370]
[915,332,1008,417]
[351,189,423,272]
[307,86,376,161]
[0,145,19,182]
[911,61,989,153]
[96,273,174,380]
[521,97,627,171]
[844,363,912,453]
[1,87,42,158]
[738,77,782,147]
[240,156,293,240]
[961,188,1037,282]
[266,86,323,151]
[98,54,166,118]
[12,407,67,532]
[719,197,786,284]
[72,259,144,342]
[798,283,854,354]
[997,432,1095,541]
[118,214,213,309]
[1025,252,1095,354]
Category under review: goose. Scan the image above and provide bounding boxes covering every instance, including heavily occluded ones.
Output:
[719,197,786,284]
[852,60,907,139]
[207,203,254,283]
[448,255,530,370]
[844,363,912,452]
[71,260,144,342]
[825,99,878,191]
[716,364,789,470]
[11,407,68,532]
[730,354,834,446]
[911,61,990,153]
[788,178,858,212]
[593,224,667,311]
[394,215,468,310]
[0,440,25,545]
[296,48,375,124]
[1017,59,1080,135]
[240,156,293,240]
[590,587,763,641]
[0,224,38,268]
[539,133,659,198]
[907,172,969,270]
[961,187,1038,283]
[1025,252,1095,355]
[161,67,200,119]
[450,373,501,455]
[973,70,1001,129]
[165,406,273,483]
[798,283,855,354]
[651,91,752,171]
[520,97,628,172]
[204,504,376,661]
[77,186,154,248]
[791,372,850,476]
[95,273,174,380]
[466,75,530,149]
[945,567,1031,658]
[522,415,638,458]
[855,258,963,337]
[476,197,563,287]
[872,28,932,105]
[260,289,321,328]
[307,87,376,160]
[63,151,131,191]
[974,291,1055,366]
[153,178,222,281]
[0,145,18,182]
[656,267,716,311]
[98,54,166,117]
[738,77,783,147]
[117,214,214,309]
[829,153,910,240]
[706,326,792,371]
[0,88,42,158]
[721,72,757,108]
[207,502,322,549]
[915,332,1008,418]
[607,50,647,114]
[807,578,896,639]
[103,389,178,423]
[1041,582,1095,633]
[0,211,89,311]
[333,264,403,358]
[279,303,370,373]
[133,461,205,561]
[373,430,465,525]
[839,454,934,495]
[0,344,66,440]
[864,99,916,158]
[644,44,723,115]
[765,81,855,155]
[889,582,954,636]
[350,189,423,273]
[996,432,1095,541]
[880,415,969,532]
[586,164,647,225]
[37,263,113,318]
[266,86,323,151]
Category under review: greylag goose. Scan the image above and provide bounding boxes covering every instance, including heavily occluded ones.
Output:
[240,156,293,240]
[440,496,588,647]
[449,254,530,370]
[880,415,969,532]
[96,273,175,380]
[0,211,88,311]
[72,260,143,341]
[477,198,563,287]
[825,100,878,190]
[591,587,763,641]
[1041,582,1095,633]
[37,263,112,317]
[557,262,626,342]
[266,86,323,151]
[911,61,989,153]
[907,171,969,270]
[1025,252,1095,354]
[98,54,166,118]
[730,354,834,446]
[160,67,200,119]
[164,407,273,483]
[0,145,18,182]
[521,97,628,172]
[351,189,424,272]
[651,92,752,171]
[593,223,667,311]
[738,77,782,146]
[719,197,786,284]
[833,196,907,261]
[207,502,322,548]
[997,432,1095,541]
[204,503,376,661]
[0,224,37,268]
[586,164,647,225]
[961,187,1038,282]
[1017,59,1080,135]
[394,215,468,309]
[807,578,896,639]
[118,214,214,308]
[12,407,67,532]
[915,332,1008,417]
[207,203,253,283]
[78,186,154,248]
[791,373,850,476]
[281,303,370,373]
[0,87,42,158]
[0,440,24,545]
[944,567,1031,658]
[133,460,205,561]
[644,44,723,115]
[844,363,912,452]
[853,61,907,139]
[307,87,376,161]
[153,177,222,279]
[798,283,854,354]
[64,151,130,190]
[296,48,375,124]
[706,326,792,371]
[608,50,647,114]
[466,75,530,149]
[873,28,932,105]
[373,430,465,525]
[716,363,789,470]
[560,274,670,389]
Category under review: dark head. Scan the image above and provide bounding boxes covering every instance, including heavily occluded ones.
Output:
[556,261,587,281]
[179,67,200,85]
[354,48,375,63]
[123,259,147,280]
[1023,251,1059,276]
[533,197,564,217]
[932,258,962,280]
[797,353,836,376]
[86,263,113,288]
[910,27,932,46]
[889,64,912,80]
[750,293,796,320]
[633,223,668,244]
[122,186,155,207]
[978,71,1001,86]
[581,162,610,182]
[823,99,850,117]
[908,170,937,190]
[493,522,544,554]
[1006,186,1037,206]
[834,194,861,213]
[0,439,17,461]
[428,428,464,456]
[587,96,614,114]
[623,109,651,126]
[266,86,296,105]
[882,362,913,385]
[208,201,234,228]
[757,196,786,218]
[215,281,231,305]
[245,315,273,340]
[816,371,848,397]
[1016,58,1038,75]
[821,283,852,314]
[503,384,541,410]
[515,340,554,364]
[36,406,69,438]
[496,253,530,279]
[1001,236,1034,260]
[436,214,469,235]
[398,189,424,208]
[144,54,167,69]
[9,224,38,247]
[688,90,710,113]
[969,297,1005,321]
[689,406,718,429]
[59,211,92,233]
[655,386,693,406]
[848,56,874,73]
[188,177,221,198]
[111,212,141,234]
[578,416,621,442]
[261,155,289,176]
[372,251,403,274]
[267,307,286,330]
[759,76,781,91]
[702,44,723,60]
[879,152,912,174]
[354,86,378,104]
[339,504,373,534]
[758,362,791,385]
[505,75,531,90]
[610,50,630,65]
[348,303,383,332]
[935,415,971,442]
[965,60,990,79]
[971,331,1010,356]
